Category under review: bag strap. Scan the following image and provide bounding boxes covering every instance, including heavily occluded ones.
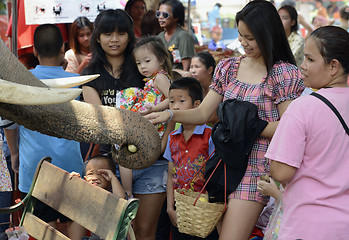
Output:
[311,92,349,135]
[193,160,227,212]
[186,150,227,212]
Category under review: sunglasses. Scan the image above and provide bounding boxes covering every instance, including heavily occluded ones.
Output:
[155,11,171,19]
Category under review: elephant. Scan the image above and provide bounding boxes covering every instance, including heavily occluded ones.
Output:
[0,39,161,169]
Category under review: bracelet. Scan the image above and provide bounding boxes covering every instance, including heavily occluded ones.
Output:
[165,109,173,123]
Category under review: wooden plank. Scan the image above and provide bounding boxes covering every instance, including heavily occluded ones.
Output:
[22,212,69,240]
[31,161,129,240]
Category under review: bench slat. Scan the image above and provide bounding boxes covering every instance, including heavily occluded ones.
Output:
[22,212,70,240]
[31,161,129,240]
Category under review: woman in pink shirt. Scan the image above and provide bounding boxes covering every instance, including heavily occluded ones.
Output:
[267,26,349,239]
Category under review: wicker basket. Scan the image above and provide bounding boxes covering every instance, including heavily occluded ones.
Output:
[174,188,225,238]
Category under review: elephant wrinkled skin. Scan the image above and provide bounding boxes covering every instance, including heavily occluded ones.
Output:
[0,40,161,169]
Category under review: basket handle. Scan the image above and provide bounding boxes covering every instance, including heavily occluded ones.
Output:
[192,158,227,212]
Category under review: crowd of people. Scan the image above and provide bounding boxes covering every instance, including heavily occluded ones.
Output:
[1,0,349,240]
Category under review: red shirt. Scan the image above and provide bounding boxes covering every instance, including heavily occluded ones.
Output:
[164,125,214,192]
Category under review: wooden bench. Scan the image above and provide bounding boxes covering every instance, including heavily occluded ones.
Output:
[0,157,139,240]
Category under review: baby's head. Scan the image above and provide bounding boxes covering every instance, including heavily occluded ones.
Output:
[133,36,173,79]
[169,77,203,111]
[84,155,116,190]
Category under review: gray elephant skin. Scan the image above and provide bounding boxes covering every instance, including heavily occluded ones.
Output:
[0,40,161,169]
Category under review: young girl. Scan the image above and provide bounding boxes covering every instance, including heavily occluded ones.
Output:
[65,17,94,74]
[118,36,173,201]
[157,0,195,71]
[146,1,305,239]
[82,9,144,154]
[278,5,304,67]
[82,11,168,240]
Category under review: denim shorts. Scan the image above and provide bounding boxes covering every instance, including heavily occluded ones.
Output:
[116,159,168,194]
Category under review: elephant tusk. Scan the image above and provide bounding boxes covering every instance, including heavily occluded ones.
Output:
[0,79,82,105]
[41,74,100,88]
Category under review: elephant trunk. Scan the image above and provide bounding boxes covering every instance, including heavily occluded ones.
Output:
[0,40,161,169]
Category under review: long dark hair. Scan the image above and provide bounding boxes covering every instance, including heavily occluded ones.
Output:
[85,9,143,88]
[69,16,93,55]
[279,5,299,33]
[141,10,162,36]
[310,26,349,74]
[194,51,216,76]
[236,0,295,73]
[125,0,147,14]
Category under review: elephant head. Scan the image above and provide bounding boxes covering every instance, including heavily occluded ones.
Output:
[0,40,161,169]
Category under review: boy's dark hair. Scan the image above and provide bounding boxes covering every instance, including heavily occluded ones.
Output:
[84,154,116,175]
[34,24,63,58]
[169,77,203,103]
[133,36,173,80]
[236,0,296,73]
[159,0,185,27]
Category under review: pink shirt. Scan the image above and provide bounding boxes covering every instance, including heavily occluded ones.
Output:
[266,87,349,239]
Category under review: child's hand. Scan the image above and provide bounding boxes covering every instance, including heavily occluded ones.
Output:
[98,169,115,182]
[138,103,153,115]
[81,53,92,68]
[257,177,279,199]
[69,172,81,179]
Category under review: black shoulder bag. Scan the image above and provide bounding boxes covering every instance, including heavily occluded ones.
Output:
[311,92,349,135]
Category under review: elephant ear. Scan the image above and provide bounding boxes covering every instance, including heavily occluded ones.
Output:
[0,39,161,169]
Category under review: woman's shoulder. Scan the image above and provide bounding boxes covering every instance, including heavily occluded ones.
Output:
[216,56,242,71]
[271,61,299,75]
[64,49,76,59]
[176,28,190,36]
[289,32,304,41]
[268,61,303,89]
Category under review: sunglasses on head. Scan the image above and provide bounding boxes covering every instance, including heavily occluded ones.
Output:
[155,10,170,19]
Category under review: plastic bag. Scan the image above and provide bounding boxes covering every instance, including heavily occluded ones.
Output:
[5,226,29,240]
[263,186,284,240]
